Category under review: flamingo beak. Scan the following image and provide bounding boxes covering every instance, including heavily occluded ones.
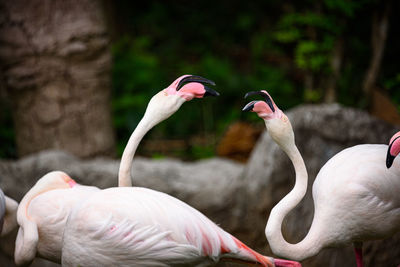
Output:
[386,135,400,168]
[177,75,219,97]
[242,100,258,112]
[203,86,220,97]
[243,90,275,112]
[386,149,395,169]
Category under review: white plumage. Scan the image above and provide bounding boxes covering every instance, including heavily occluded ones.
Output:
[14,171,99,265]
[62,187,274,267]
[13,75,218,266]
[61,78,300,267]
[243,90,400,267]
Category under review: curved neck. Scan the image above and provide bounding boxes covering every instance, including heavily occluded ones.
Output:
[118,113,158,187]
[265,133,323,261]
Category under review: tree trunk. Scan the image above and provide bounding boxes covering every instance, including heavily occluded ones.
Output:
[324,38,343,103]
[362,1,391,104]
[0,0,116,158]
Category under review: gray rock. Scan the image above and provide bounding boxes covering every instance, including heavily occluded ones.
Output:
[0,150,244,266]
[0,103,399,267]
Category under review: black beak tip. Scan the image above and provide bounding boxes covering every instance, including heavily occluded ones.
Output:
[244,91,257,99]
[242,102,255,112]
[203,86,220,97]
[386,155,394,169]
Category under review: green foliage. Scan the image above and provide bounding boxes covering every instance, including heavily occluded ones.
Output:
[190,144,215,159]
[2,0,400,159]
[108,0,399,160]
[111,33,298,158]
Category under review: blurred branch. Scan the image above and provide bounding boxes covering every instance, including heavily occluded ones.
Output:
[362,1,391,104]
[324,38,343,103]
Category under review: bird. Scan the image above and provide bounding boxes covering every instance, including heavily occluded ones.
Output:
[385,130,400,169]
[0,188,18,237]
[61,77,301,267]
[118,74,218,187]
[243,90,400,267]
[14,171,100,266]
[13,75,219,266]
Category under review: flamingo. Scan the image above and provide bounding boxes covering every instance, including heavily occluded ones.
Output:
[61,77,301,267]
[13,75,219,266]
[0,189,18,237]
[14,171,100,265]
[242,90,400,267]
[118,74,219,187]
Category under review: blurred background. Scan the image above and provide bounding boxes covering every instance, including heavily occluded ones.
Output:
[0,0,399,162]
[0,1,400,267]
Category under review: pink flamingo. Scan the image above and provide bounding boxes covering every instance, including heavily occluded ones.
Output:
[243,90,400,267]
[61,77,300,267]
[0,189,18,237]
[118,75,218,187]
[13,75,219,266]
[14,171,100,265]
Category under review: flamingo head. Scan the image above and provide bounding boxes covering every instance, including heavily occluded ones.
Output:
[144,75,219,125]
[165,74,219,100]
[18,171,76,222]
[33,171,77,190]
[15,171,76,266]
[386,131,400,168]
[242,90,280,120]
[242,90,294,148]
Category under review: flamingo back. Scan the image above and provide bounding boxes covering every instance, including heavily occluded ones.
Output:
[312,144,400,244]
[62,187,274,267]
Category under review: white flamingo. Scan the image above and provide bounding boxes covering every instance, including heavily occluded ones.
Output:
[13,75,219,266]
[14,171,100,265]
[118,74,218,187]
[61,77,301,267]
[0,189,18,237]
[243,90,400,267]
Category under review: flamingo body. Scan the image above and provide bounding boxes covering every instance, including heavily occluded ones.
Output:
[311,144,400,247]
[60,78,301,267]
[25,184,99,262]
[243,90,400,266]
[14,171,100,265]
[62,186,274,267]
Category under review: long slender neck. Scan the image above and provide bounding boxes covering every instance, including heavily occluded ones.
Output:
[265,125,323,261]
[118,113,158,187]
[271,139,308,222]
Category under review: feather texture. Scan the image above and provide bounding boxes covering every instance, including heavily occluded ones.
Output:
[62,187,274,267]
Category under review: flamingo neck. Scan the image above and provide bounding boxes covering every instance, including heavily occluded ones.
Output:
[118,113,158,187]
[265,129,322,260]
